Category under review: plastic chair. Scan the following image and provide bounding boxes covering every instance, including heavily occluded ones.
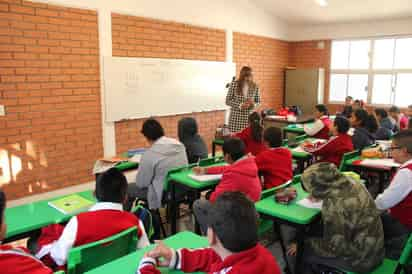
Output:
[346,233,412,274]
[66,227,138,274]
[339,150,361,172]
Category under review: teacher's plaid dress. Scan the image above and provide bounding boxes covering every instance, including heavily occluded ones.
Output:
[226,80,261,133]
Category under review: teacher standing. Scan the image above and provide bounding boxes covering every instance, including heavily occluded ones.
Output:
[226,66,261,133]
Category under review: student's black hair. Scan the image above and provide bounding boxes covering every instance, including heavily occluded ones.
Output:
[248,112,263,143]
[0,190,5,226]
[263,127,283,148]
[346,96,353,101]
[95,168,128,203]
[353,109,378,133]
[334,116,350,134]
[315,104,329,116]
[141,118,165,141]
[374,108,388,119]
[222,138,245,162]
[207,192,258,252]
[393,129,412,154]
[389,105,401,114]
[177,117,198,142]
[365,113,378,133]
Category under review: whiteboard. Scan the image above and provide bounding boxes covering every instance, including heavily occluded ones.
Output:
[103,57,235,122]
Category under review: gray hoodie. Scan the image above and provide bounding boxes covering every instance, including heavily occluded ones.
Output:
[135,136,188,209]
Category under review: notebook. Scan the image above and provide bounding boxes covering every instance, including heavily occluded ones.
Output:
[297,198,323,209]
[48,194,94,215]
[188,174,223,182]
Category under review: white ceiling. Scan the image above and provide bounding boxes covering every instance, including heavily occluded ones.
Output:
[255,0,412,24]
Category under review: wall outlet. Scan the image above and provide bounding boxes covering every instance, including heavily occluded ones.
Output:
[0,105,5,116]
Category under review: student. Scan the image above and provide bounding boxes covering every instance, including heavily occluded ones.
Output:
[374,108,394,140]
[303,116,354,167]
[350,109,376,150]
[303,104,331,140]
[255,127,293,189]
[408,105,412,129]
[137,192,281,274]
[0,190,53,274]
[233,112,267,156]
[375,130,412,258]
[389,105,409,132]
[353,99,364,110]
[192,138,261,233]
[341,96,353,118]
[291,163,384,273]
[35,168,149,269]
[178,117,208,164]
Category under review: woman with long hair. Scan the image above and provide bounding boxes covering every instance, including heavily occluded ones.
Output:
[226,66,261,133]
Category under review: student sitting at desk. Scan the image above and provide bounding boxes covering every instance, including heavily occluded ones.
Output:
[137,192,281,274]
[0,190,53,274]
[340,95,353,118]
[192,138,261,233]
[389,105,409,132]
[374,108,394,140]
[375,130,412,259]
[408,105,412,129]
[350,109,377,150]
[255,127,293,189]
[303,104,331,140]
[35,168,149,269]
[289,163,384,274]
[303,116,354,167]
[178,117,208,164]
[233,112,267,156]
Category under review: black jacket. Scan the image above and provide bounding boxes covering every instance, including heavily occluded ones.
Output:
[375,117,394,140]
[352,127,375,150]
[178,118,208,164]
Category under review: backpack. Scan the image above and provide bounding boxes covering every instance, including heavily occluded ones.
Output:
[132,204,154,240]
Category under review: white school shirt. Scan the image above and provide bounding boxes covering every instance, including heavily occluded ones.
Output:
[36,202,150,266]
[375,159,412,211]
[304,116,328,136]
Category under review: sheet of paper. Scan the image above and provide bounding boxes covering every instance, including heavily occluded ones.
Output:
[129,154,142,163]
[297,198,323,209]
[188,173,222,182]
[266,115,286,120]
[360,159,401,168]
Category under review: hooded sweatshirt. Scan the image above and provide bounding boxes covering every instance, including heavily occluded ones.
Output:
[352,127,375,150]
[301,163,384,273]
[136,136,188,209]
[0,246,53,274]
[178,118,208,164]
[206,156,262,202]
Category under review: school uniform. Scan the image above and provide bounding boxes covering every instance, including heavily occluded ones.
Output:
[304,116,331,140]
[36,202,150,267]
[400,115,409,130]
[307,134,354,167]
[255,147,293,189]
[352,127,375,150]
[0,246,52,274]
[137,243,281,274]
[234,126,267,156]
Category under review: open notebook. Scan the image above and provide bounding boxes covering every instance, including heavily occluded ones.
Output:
[188,174,223,182]
[297,198,323,209]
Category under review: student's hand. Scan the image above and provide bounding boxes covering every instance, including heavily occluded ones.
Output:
[287,243,297,256]
[192,166,206,175]
[146,241,174,267]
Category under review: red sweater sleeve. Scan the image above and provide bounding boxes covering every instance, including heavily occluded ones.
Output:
[179,248,221,272]
[308,137,336,157]
[138,265,161,274]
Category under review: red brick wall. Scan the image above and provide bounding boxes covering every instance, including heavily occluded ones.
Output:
[0,0,102,199]
[112,14,226,153]
[233,33,289,110]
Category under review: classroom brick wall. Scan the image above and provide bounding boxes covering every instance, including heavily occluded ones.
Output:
[233,32,289,110]
[112,14,227,153]
[0,0,102,199]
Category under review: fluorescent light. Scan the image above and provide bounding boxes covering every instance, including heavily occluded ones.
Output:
[315,0,328,7]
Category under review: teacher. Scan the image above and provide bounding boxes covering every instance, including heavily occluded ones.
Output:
[226,66,261,133]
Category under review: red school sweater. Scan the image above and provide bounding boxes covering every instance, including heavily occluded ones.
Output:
[255,147,293,189]
[206,157,262,202]
[314,116,332,140]
[0,245,53,274]
[234,127,267,156]
[308,133,354,167]
[390,164,412,229]
[138,244,281,274]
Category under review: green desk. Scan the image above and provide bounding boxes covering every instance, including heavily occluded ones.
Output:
[283,124,306,135]
[284,137,314,174]
[84,231,208,274]
[116,161,139,171]
[5,191,95,243]
[212,139,224,157]
[255,182,321,274]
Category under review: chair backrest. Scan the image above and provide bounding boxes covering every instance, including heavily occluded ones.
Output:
[397,233,412,273]
[66,227,138,274]
[339,150,360,171]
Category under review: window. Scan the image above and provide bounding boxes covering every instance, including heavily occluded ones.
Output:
[329,37,412,107]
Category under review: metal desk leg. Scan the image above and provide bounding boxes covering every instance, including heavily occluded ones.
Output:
[273,221,292,274]
[170,182,178,235]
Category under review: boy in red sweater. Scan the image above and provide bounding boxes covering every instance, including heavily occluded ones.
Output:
[303,116,354,167]
[35,168,149,269]
[0,190,53,274]
[304,104,331,140]
[192,138,261,233]
[137,192,281,274]
[234,112,267,156]
[255,127,293,189]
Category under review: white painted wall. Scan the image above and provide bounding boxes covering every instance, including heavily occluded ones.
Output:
[288,17,412,41]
